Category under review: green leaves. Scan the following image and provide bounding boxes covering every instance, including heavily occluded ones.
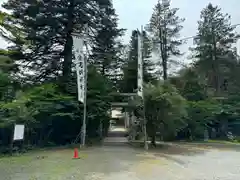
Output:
[192,3,240,95]
[129,81,187,140]
[0,83,77,128]
[1,0,120,82]
[121,30,156,93]
[147,1,185,79]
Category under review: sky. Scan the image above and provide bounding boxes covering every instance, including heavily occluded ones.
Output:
[113,0,240,61]
[0,0,240,58]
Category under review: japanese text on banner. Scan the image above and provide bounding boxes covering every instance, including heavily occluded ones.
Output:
[72,35,86,103]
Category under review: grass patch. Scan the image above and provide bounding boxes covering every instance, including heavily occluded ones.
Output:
[0,146,91,180]
[207,139,240,145]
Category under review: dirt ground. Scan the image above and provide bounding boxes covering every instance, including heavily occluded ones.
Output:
[0,144,240,180]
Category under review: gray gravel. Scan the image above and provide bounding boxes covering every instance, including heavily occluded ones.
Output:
[1,144,240,180]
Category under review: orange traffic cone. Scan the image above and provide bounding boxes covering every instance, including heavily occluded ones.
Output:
[73,148,80,159]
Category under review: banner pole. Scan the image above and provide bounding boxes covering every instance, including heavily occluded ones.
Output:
[72,27,87,148]
[138,26,148,150]
[81,24,88,148]
[141,26,148,150]
[81,54,87,147]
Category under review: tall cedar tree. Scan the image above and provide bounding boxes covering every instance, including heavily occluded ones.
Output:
[147,1,185,80]
[121,30,156,93]
[89,3,125,87]
[192,3,240,95]
[1,0,114,84]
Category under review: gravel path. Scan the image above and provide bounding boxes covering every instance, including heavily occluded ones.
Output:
[0,144,240,180]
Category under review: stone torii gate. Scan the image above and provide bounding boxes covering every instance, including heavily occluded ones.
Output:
[110,93,137,127]
[110,93,141,141]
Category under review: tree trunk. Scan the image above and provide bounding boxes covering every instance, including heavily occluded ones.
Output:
[162,59,167,80]
[9,125,14,155]
[148,121,156,147]
[159,25,168,80]
[211,27,220,95]
[163,21,168,80]
[62,0,74,88]
[151,134,156,147]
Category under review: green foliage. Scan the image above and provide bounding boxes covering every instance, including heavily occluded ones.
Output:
[0,65,113,147]
[0,83,76,127]
[0,73,11,99]
[86,65,113,137]
[147,1,185,79]
[0,55,17,73]
[121,30,156,93]
[186,100,221,139]
[0,72,16,102]
[192,3,240,94]
[2,0,240,152]
[1,0,118,82]
[90,4,125,77]
[170,68,207,101]
[129,82,187,141]
[145,82,187,140]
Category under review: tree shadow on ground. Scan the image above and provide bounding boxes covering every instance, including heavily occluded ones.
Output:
[130,142,208,156]
[129,142,209,166]
[151,144,207,155]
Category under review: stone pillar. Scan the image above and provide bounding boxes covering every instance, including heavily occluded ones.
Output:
[124,111,130,129]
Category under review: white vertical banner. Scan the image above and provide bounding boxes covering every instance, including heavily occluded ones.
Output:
[72,35,86,103]
[137,31,143,98]
[236,39,240,57]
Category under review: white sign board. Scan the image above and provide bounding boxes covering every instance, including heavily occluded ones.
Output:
[13,124,25,140]
[236,39,240,57]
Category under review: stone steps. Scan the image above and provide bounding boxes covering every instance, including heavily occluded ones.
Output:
[103,137,129,146]
[103,126,129,146]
